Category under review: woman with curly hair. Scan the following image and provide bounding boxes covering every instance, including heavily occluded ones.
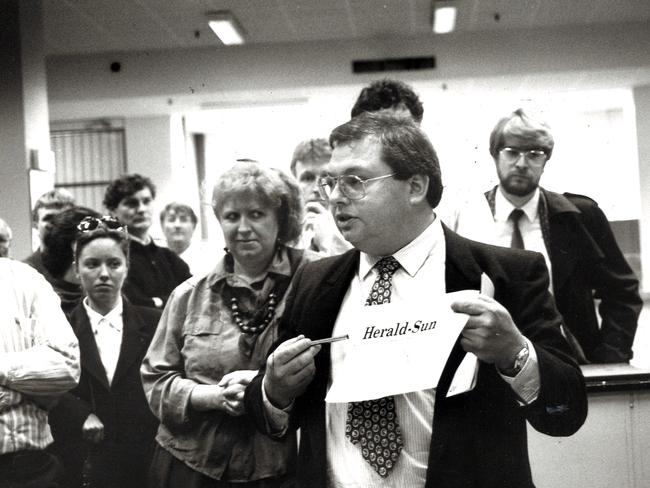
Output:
[142,161,318,487]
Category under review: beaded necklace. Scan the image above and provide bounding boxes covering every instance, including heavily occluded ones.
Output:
[229,292,278,334]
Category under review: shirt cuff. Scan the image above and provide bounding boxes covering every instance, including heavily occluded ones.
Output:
[262,377,291,436]
[498,338,540,405]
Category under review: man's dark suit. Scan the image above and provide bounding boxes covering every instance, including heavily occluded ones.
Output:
[541,189,641,362]
[49,299,161,488]
[246,227,587,488]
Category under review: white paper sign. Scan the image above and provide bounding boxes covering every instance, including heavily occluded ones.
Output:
[446,274,494,397]
[325,293,474,403]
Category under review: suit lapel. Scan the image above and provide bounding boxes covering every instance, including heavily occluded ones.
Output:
[72,306,111,390]
[439,227,483,394]
[305,250,360,340]
[111,302,150,387]
[303,251,360,400]
[443,225,482,293]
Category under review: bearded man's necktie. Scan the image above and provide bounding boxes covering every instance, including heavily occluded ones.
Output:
[509,208,525,250]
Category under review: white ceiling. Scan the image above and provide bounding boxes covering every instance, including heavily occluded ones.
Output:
[43,0,650,56]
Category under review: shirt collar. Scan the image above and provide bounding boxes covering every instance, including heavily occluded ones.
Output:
[495,187,540,223]
[83,296,124,333]
[128,234,152,246]
[359,218,443,279]
[207,245,293,289]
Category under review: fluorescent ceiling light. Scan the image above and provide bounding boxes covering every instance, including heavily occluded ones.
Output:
[207,11,245,45]
[433,3,457,34]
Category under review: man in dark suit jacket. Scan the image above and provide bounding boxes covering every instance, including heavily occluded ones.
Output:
[245,112,587,488]
[49,299,161,488]
[484,108,642,363]
[103,174,191,309]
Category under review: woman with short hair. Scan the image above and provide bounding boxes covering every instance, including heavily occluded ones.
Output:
[142,161,317,487]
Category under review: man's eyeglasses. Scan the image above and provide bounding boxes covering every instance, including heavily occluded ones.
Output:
[317,173,396,201]
[498,147,548,167]
[77,216,126,234]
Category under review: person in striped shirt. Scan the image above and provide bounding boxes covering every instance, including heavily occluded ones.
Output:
[0,257,80,487]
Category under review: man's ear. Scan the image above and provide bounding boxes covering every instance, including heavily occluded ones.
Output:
[408,174,429,205]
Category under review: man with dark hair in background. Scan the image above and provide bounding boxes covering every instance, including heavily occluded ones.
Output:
[104,174,191,308]
[24,189,76,277]
[483,108,642,363]
[41,206,102,314]
[290,138,351,255]
[246,112,587,487]
[350,78,496,243]
[351,79,424,123]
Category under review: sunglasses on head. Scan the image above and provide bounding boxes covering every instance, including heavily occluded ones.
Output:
[77,216,127,234]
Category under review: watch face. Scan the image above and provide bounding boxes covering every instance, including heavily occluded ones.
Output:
[514,344,529,371]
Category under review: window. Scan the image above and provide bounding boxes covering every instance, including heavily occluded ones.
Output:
[50,119,127,211]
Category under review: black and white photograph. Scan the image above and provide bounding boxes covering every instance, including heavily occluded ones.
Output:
[1,1,649,487]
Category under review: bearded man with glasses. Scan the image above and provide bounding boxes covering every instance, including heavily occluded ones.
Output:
[484,108,641,364]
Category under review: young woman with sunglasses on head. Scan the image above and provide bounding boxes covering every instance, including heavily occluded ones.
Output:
[41,206,102,314]
[48,217,161,488]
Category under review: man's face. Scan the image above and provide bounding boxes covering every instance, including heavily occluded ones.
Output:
[111,187,154,238]
[294,159,329,204]
[326,137,411,256]
[495,135,547,197]
[162,211,196,248]
[35,207,63,244]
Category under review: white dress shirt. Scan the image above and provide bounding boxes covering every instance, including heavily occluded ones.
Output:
[264,219,540,487]
[437,185,498,244]
[493,187,553,292]
[83,297,124,385]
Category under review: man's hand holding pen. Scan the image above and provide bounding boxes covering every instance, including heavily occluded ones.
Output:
[264,335,322,409]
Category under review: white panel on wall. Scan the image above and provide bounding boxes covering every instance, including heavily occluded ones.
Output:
[50,122,126,212]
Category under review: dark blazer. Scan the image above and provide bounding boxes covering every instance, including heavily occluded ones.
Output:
[49,299,161,488]
[246,227,587,488]
[541,189,642,362]
[123,239,191,308]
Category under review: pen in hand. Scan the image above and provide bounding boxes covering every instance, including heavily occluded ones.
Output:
[308,334,349,346]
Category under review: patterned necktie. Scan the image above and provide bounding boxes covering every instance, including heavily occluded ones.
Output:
[509,208,525,249]
[345,256,403,478]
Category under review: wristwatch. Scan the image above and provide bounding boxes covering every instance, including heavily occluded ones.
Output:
[500,342,529,377]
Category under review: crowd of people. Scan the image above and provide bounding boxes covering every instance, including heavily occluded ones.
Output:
[0,78,642,488]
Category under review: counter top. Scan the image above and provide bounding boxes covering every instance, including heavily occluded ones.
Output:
[581,363,650,392]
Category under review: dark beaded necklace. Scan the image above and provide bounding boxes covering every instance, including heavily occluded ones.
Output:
[229,292,278,334]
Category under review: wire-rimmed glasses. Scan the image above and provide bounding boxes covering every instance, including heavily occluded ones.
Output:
[317,173,396,201]
[498,147,548,167]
